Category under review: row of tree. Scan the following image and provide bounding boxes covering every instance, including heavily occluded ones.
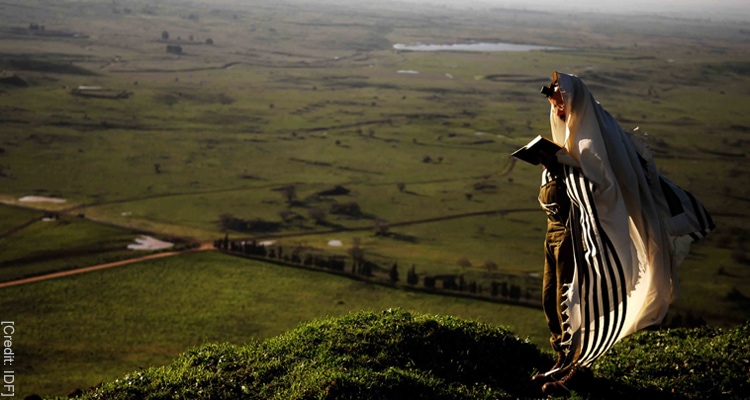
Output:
[161,31,214,44]
[215,236,541,306]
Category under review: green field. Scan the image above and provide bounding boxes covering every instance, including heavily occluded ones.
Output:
[1,251,546,397]
[0,0,748,397]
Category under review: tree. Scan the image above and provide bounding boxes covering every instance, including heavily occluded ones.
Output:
[407,265,418,285]
[161,30,170,40]
[205,38,214,45]
[166,45,183,55]
[347,244,364,273]
[281,185,296,204]
[218,213,235,231]
[509,284,521,300]
[374,219,389,236]
[389,262,399,283]
[278,209,295,222]
[330,201,361,216]
[456,257,471,268]
[397,182,406,193]
[483,260,498,272]
[347,237,364,273]
[153,163,161,174]
[442,276,457,290]
[308,207,327,224]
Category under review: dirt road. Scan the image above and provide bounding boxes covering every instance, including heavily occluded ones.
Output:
[0,243,214,289]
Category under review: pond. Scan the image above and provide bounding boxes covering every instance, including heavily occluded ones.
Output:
[393,42,563,52]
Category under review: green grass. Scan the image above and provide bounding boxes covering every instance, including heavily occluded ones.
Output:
[2,251,547,398]
[595,324,750,399]
[68,309,750,400]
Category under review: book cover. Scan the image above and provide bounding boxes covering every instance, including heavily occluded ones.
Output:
[511,135,564,166]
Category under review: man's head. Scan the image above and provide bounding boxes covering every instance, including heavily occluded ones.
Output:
[541,83,565,122]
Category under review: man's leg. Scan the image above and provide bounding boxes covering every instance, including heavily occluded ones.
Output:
[546,223,568,353]
[542,230,593,395]
[533,223,567,383]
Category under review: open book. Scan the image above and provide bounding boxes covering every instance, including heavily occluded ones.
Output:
[511,135,563,166]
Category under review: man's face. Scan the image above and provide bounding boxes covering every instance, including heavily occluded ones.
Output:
[548,85,565,121]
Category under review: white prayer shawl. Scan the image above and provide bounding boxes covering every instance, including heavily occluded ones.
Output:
[549,71,714,370]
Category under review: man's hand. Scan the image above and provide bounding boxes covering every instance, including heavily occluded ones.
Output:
[538,148,563,177]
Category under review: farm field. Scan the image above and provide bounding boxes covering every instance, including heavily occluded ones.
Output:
[0,0,748,397]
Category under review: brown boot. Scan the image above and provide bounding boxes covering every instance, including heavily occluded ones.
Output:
[531,353,564,383]
[541,366,592,397]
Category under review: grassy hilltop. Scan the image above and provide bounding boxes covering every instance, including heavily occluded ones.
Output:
[67,309,750,400]
[0,0,749,397]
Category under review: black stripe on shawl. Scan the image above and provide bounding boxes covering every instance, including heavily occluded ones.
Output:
[574,170,606,363]
[659,176,684,217]
[567,169,599,365]
[567,169,597,365]
[559,167,586,370]
[567,168,628,367]
[587,222,628,363]
[685,190,707,233]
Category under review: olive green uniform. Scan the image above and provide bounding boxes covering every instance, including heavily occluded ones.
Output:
[539,170,574,353]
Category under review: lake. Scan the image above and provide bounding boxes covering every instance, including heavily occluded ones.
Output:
[392,42,563,52]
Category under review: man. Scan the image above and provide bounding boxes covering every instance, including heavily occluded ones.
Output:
[528,72,714,396]
[530,82,587,396]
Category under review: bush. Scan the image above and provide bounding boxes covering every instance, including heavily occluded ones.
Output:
[308,207,327,224]
[330,201,361,216]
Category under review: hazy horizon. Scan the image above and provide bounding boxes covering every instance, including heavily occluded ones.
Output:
[379,0,750,20]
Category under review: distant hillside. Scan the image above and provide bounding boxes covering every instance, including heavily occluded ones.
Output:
[65,310,748,400]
